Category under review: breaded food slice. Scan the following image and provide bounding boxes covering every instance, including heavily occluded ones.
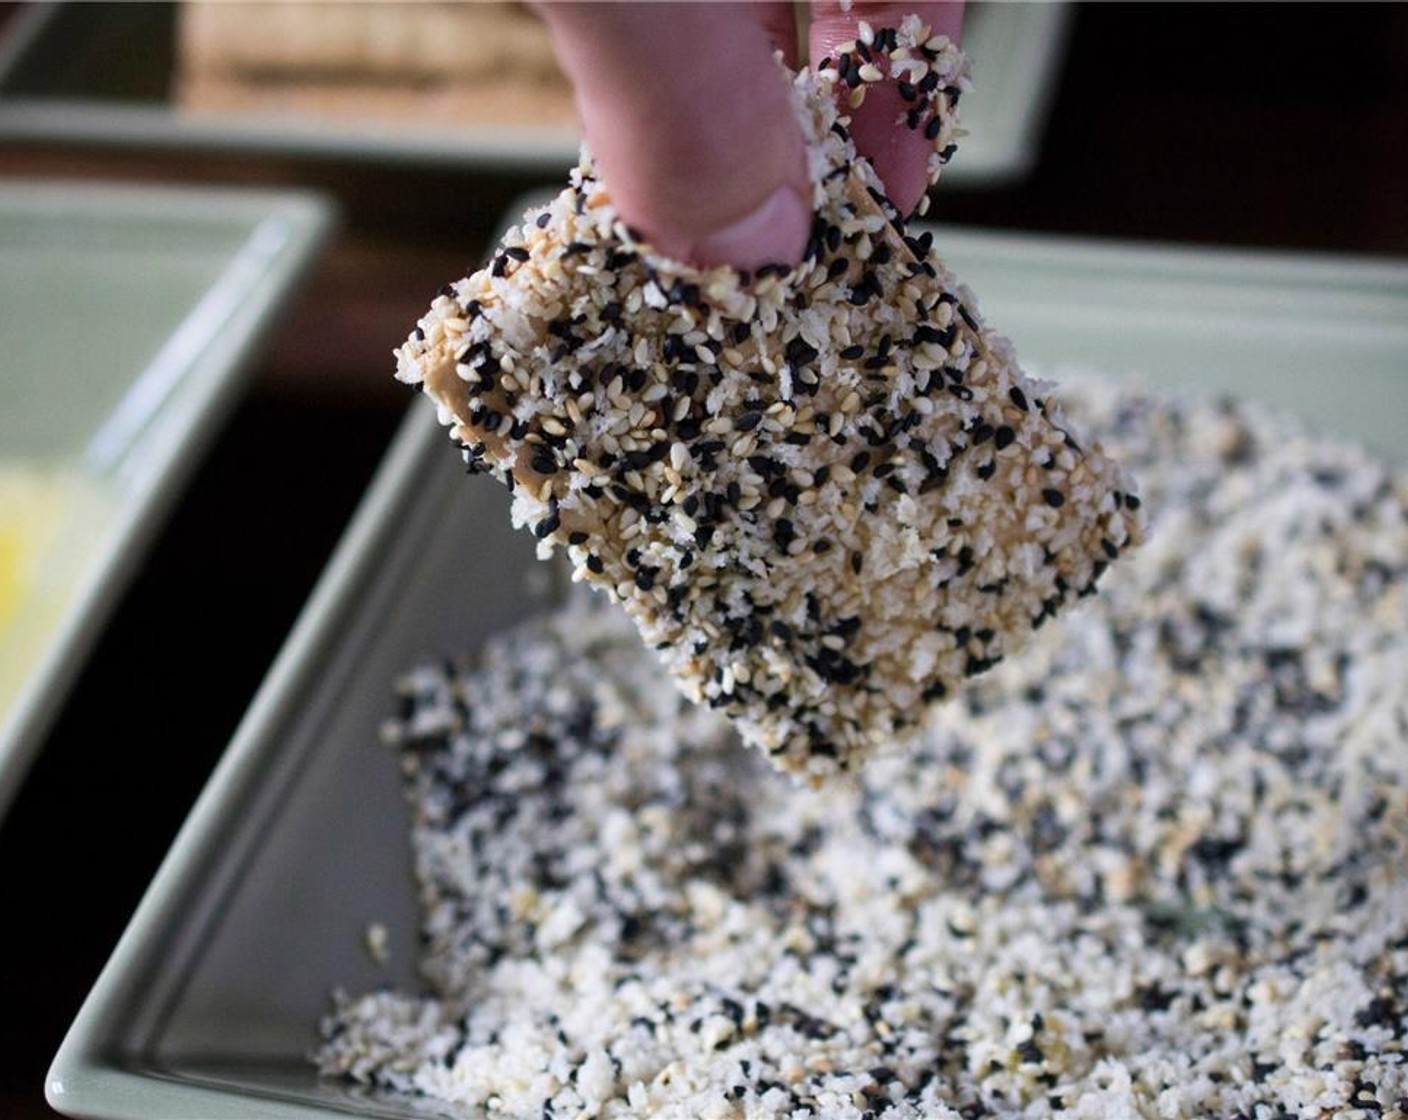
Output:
[395,17,1143,779]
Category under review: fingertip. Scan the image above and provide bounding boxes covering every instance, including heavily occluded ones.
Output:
[538,2,809,270]
[845,84,933,215]
[809,2,963,214]
[688,185,812,272]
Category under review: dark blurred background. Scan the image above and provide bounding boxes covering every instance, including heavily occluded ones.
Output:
[0,3,1404,1117]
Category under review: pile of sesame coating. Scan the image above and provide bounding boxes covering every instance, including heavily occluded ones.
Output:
[318,379,1408,1120]
[395,16,1142,779]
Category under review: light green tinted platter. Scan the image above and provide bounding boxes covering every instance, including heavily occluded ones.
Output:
[46,206,1408,1120]
[932,229,1408,465]
[0,209,238,461]
[0,181,332,820]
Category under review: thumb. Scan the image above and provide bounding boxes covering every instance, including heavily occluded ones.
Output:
[536,2,811,271]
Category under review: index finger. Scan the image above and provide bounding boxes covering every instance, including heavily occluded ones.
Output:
[808,2,965,216]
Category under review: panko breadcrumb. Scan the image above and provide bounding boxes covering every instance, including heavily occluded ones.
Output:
[395,18,1142,778]
[319,379,1408,1120]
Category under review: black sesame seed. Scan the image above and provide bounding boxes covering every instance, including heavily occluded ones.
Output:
[924,115,942,141]
[785,337,820,366]
[994,425,1015,450]
[1135,983,1175,1012]
[964,653,1002,676]
[737,410,763,432]
[1008,385,1029,411]
[921,680,948,701]
[1042,488,1066,508]
[503,245,530,262]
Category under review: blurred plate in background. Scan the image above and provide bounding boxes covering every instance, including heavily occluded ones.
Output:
[0,1,1070,186]
[0,180,332,819]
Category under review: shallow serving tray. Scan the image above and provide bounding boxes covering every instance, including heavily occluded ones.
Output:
[47,204,1408,1119]
[0,180,333,820]
[0,1,1069,187]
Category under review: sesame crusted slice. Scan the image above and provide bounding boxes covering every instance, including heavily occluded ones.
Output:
[397,17,1143,779]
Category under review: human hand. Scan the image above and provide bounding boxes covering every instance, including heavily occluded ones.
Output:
[535,2,964,271]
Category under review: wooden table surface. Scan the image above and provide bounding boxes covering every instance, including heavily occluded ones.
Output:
[1,3,1405,1117]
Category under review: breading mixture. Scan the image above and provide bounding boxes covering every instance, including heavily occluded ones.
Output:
[320,380,1408,1120]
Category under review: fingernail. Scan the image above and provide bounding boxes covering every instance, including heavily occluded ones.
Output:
[688,186,811,271]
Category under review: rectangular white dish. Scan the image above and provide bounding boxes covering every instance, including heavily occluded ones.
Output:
[47,207,1408,1119]
[0,180,333,819]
